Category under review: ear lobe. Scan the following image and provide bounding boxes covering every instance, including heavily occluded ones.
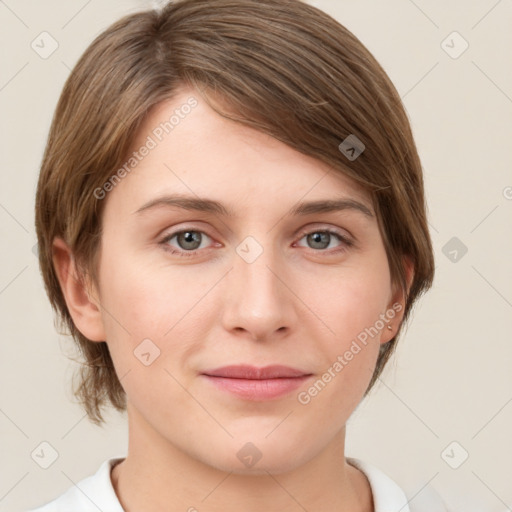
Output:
[52,237,106,342]
[380,255,415,344]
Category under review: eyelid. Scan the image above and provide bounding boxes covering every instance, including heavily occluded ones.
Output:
[295,223,353,243]
[159,225,217,247]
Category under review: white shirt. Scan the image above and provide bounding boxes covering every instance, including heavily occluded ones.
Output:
[28,456,448,511]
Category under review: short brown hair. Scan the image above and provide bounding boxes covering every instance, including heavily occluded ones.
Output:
[35,0,435,426]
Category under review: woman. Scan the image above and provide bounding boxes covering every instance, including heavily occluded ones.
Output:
[30,0,445,510]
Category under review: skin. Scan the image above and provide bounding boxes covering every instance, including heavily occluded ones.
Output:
[54,86,413,512]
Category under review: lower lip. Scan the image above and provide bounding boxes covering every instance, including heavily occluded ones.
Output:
[202,375,312,401]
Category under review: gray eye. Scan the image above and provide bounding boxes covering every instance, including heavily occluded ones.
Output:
[305,232,337,250]
[173,231,203,250]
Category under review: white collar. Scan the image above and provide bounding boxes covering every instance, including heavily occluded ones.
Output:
[30,455,433,512]
[347,457,411,511]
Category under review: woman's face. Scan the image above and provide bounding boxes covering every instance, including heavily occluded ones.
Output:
[88,86,406,474]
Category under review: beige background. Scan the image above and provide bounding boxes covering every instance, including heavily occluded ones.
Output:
[1,1,511,511]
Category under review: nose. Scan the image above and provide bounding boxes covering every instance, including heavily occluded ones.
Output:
[220,241,297,342]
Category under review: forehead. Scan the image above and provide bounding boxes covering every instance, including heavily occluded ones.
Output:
[105,86,373,217]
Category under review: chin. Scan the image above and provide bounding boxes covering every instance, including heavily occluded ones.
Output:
[198,437,313,476]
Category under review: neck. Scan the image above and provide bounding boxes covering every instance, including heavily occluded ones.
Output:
[111,405,373,512]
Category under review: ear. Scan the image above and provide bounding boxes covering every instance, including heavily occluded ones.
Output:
[52,237,106,342]
[380,255,415,344]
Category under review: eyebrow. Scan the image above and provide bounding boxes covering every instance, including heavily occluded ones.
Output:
[134,195,374,219]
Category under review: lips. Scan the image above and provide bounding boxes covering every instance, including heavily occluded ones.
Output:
[202,365,310,379]
[201,365,313,401]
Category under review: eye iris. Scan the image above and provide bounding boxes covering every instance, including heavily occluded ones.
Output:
[178,231,201,250]
[308,232,330,249]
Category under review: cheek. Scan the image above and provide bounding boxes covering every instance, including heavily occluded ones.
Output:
[307,262,392,343]
[96,252,218,385]
[299,280,385,418]
[296,259,390,403]
[98,251,207,336]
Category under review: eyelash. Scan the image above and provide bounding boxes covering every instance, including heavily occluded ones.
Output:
[159,227,354,259]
